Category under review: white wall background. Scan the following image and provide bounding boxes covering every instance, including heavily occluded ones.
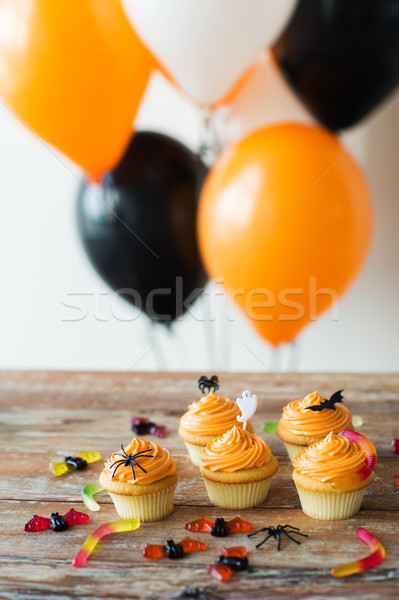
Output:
[0,58,398,373]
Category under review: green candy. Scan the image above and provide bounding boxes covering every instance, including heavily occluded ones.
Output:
[261,422,278,434]
[82,480,103,512]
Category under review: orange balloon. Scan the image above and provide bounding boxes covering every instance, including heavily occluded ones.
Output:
[198,124,373,346]
[0,0,157,178]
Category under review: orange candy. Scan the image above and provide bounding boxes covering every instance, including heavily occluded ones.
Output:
[208,563,234,582]
[222,546,247,558]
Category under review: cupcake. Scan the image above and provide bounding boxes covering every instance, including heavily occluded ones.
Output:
[99,437,178,522]
[293,430,376,520]
[179,385,253,466]
[200,425,279,509]
[276,390,352,462]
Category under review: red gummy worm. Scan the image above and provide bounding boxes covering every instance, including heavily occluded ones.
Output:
[331,527,385,577]
[339,429,377,480]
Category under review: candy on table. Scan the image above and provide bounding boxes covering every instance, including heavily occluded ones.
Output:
[392,438,399,455]
[261,422,278,434]
[352,415,364,428]
[143,538,206,560]
[208,564,233,583]
[337,430,377,487]
[331,527,385,577]
[170,587,223,600]
[73,519,140,567]
[394,475,399,486]
[50,450,101,476]
[208,546,248,582]
[130,416,167,438]
[82,480,104,512]
[25,509,89,532]
[221,546,247,558]
[185,516,254,537]
[248,524,308,551]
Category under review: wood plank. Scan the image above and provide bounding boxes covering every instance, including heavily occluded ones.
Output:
[0,502,398,600]
[0,453,398,512]
[0,371,398,599]
[0,370,398,411]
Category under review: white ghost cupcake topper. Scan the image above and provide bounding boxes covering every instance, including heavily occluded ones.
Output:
[236,390,258,430]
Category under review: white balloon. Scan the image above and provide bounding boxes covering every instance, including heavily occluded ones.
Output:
[122,0,297,106]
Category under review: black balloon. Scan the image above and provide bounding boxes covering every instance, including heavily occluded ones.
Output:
[77,131,208,325]
[273,0,399,130]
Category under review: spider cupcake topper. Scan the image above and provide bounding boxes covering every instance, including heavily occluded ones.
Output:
[110,444,154,480]
[198,375,219,395]
[236,390,258,430]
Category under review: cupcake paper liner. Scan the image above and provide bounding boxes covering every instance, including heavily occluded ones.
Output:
[202,475,274,509]
[183,441,205,467]
[294,485,366,520]
[106,483,177,522]
[284,441,307,463]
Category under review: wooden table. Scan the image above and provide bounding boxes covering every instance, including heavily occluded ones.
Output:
[0,371,398,599]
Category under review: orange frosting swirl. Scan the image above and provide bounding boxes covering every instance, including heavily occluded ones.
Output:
[200,425,271,472]
[180,391,243,436]
[102,437,176,485]
[279,391,351,436]
[293,431,366,484]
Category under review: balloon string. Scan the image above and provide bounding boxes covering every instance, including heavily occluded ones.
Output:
[286,339,301,371]
[219,305,232,372]
[202,290,218,371]
[168,321,187,370]
[198,107,222,166]
[145,319,168,371]
[269,346,283,372]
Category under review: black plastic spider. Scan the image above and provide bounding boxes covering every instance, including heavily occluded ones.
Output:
[110,444,154,480]
[170,588,223,600]
[197,375,219,394]
[248,524,308,551]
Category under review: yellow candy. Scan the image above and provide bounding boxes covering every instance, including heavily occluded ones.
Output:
[77,451,101,464]
[50,461,69,477]
[352,415,364,428]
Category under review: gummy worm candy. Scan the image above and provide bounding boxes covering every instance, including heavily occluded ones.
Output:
[261,422,278,434]
[339,430,377,479]
[82,480,104,512]
[73,519,140,567]
[331,527,385,577]
[339,429,377,481]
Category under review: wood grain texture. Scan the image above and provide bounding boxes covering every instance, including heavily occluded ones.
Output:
[0,370,398,600]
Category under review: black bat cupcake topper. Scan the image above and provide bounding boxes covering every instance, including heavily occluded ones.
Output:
[305,390,344,412]
[198,375,219,395]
